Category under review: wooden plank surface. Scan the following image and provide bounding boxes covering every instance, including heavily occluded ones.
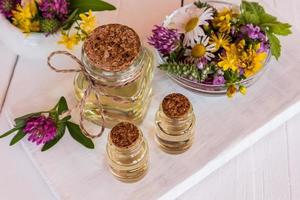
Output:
[0,42,17,113]
[179,115,300,200]
[286,113,300,200]
[177,1,300,199]
[3,6,300,200]
[0,106,54,200]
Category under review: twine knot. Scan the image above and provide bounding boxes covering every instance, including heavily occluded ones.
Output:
[47,51,142,139]
[47,51,104,139]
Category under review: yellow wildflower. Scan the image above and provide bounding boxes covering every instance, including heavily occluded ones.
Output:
[227,85,237,98]
[236,39,246,51]
[27,0,38,16]
[240,44,267,77]
[58,33,79,50]
[79,10,96,34]
[218,44,239,71]
[209,32,231,51]
[12,2,39,33]
[239,86,247,95]
[243,51,267,77]
[213,8,237,33]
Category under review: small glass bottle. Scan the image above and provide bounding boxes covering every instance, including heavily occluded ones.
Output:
[155,93,195,154]
[74,24,154,128]
[106,122,149,182]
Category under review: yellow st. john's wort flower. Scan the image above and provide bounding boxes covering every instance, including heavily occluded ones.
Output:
[240,44,267,78]
[58,33,79,50]
[236,39,246,52]
[12,2,39,33]
[209,32,231,51]
[79,10,96,34]
[217,44,239,71]
[212,8,237,33]
[227,85,237,98]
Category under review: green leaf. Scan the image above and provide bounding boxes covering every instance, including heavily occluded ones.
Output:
[241,1,265,17]
[62,9,79,30]
[61,115,71,122]
[240,11,260,24]
[66,122,94,149]
[57,96,69,115]
[239,1,292,60]
[42,123,66,151]
[14,119,26,127]
[69,0,116,14]
[259,13,277,24]
[14,112,41,125]
[49,112,59,123]
[267,32,281,60]
[267,23,292,35]
[34,1,43,20]
[223,70,231,81]
[9,130,26,146]
[0,127,20,139]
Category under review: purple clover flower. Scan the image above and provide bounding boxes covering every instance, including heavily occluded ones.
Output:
[240,24,261,40]
[148,25,180,55]
[23,115,57,145]
[0,0,20,18]
[213,75,226,85]
[39,0,69,21]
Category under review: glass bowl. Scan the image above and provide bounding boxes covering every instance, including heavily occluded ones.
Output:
[159,0,272,95]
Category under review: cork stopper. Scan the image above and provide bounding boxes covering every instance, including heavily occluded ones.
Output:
[110,122,140,148]
[83,24,141,72]
[162,93,191,118]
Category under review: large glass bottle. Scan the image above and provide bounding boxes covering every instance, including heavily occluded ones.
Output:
[74,24,154,128]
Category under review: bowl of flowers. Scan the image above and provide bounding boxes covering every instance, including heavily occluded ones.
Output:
[149,0,291,97]
[0,0,115,59]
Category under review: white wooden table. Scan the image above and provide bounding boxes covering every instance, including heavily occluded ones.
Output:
[0,0,300,199]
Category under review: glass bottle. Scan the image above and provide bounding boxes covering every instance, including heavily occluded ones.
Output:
[74,24,154,128]
[155,93,195,154]
[106,122,149,182]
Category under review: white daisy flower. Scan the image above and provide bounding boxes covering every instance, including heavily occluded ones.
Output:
[185,35,216,61]
[165,5,214,47]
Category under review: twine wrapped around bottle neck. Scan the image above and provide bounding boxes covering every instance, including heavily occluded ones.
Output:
[47,51,143,139]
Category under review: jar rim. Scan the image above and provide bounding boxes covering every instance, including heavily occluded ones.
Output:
[81,46,146,86]
[108,124,143,151]
[83,24,141,73]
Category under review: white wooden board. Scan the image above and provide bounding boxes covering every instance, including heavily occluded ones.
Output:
[0,42,17,112]
[2,0,300,199]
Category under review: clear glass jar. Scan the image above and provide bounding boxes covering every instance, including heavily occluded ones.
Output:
[155,93,195,154]
[106,122,149,182]
[73,24,154,128]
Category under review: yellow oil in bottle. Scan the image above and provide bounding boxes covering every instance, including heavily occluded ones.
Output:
[155,94,196,154]
[106,122,149,182]
[74,48,154,128]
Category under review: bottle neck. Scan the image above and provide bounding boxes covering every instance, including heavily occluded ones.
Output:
[108,130,144,154]
[159,104,194,124]
[81,47,145,87]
